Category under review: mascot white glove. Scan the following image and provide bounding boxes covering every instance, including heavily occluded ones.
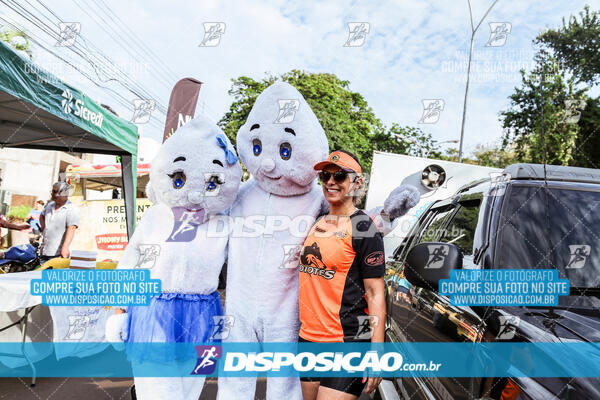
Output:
[105,312,129,343]
[383,184,421,219]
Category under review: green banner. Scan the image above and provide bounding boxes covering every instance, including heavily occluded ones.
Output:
[0,40,138,156]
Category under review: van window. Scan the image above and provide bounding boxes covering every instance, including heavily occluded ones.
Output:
[415,206,456,245]
[440,200,482,264]
[496,183,600,289]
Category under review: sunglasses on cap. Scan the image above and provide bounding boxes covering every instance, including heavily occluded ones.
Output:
[319,170,353,183]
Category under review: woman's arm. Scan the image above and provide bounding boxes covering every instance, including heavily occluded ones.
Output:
[364,277,386,342]
[363,276,386,394]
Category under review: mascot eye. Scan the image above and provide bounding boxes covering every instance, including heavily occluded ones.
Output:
[280,142,292,160]
[205,174,224,192]
[252,139,262,156]
[168,171,186,189]
[206,181,217,192]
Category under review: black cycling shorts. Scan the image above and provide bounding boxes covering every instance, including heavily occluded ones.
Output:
[298,336,367,397]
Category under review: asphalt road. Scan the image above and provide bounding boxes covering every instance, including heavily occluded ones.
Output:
[0,377,375,399]
[0,377,248,399]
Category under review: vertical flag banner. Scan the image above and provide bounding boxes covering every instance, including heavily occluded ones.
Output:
[163,77,202,142]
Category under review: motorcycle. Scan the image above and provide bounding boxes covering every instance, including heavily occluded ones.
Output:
[0,238,39,274]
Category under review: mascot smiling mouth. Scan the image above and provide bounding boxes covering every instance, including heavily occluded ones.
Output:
[263,174,282,180]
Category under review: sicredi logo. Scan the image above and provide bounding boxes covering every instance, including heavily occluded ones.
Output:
[61,89,104,128]
[61,89,73,114]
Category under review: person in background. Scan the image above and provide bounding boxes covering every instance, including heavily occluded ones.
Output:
[396,271,412,304]
[0,214,31,258]
[39,182,79,263]
[26,200,44,235]
[0,176,30,256]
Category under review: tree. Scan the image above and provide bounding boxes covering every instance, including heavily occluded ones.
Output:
[372,124,441,158]
[471,143,516,168]
[0,27,32,59]
[499,5,600,168]
[437,147,481,165]
[574,96,600,169]
[219,70,435,172]
[500,53,587,165]
[537,5,600,86]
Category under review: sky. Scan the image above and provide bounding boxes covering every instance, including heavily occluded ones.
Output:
[2,0,597,157]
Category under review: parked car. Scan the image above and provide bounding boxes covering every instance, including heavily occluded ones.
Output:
[381,163,600,400]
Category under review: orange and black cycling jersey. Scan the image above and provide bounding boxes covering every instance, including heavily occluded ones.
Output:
[298,209,385,342]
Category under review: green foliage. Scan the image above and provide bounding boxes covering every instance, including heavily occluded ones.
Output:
[372,124,441,158]
[471,143,517,168]
[537,5,600,85]
[0,27,32,59]
[574,96,600,168]
[501,5,600,168]
[500,53,587,166]
[219,70,437,173]
[7,205,31,221]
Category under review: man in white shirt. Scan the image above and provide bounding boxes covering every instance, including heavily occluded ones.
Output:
[39,182,80,262]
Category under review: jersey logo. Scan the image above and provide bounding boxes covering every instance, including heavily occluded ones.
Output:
[365,251,384,266]
[299,242,336,280]
[333,230,347,238]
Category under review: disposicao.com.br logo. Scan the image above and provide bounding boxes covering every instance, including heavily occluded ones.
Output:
[222,351,441,375]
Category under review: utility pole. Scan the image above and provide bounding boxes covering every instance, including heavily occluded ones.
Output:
[458,0,499,163]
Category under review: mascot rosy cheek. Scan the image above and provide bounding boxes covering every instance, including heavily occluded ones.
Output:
[105,115,241,400]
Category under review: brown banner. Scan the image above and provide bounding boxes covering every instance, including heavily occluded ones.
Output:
[163,78,202,142]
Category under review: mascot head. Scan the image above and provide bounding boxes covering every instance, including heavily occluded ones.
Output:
[237,81,329,196]
[147,115,242,214]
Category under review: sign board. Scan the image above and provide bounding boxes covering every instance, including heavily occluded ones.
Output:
[70,197,152,262]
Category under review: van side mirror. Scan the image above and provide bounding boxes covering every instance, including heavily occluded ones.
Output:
[404,242,463,291]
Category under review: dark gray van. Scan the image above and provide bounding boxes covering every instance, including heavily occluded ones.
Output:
[381,163,600,400]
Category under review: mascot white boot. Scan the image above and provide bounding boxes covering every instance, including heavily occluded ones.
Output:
[105,115,242,400]
[218,82,420,400]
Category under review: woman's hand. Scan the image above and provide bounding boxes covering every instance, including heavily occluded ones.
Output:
[365,376,382,394]
[363,277,386,395]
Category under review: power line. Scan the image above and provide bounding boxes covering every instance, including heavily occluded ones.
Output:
[93,0,179,81]
[0,13,166,134]
[34,0,175,87]
[62,0,169,111]
[17,0,170,114]
[79,0,221,123]
[5,0,162,106]
[3,0,221,130]
[3,0,169,130]
[75,0,173,91]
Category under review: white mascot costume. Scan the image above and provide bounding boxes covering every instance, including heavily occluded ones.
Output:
[218,82,420,400]
[105,115,242,400]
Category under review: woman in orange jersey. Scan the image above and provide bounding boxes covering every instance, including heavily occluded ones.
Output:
[298,150,386,400]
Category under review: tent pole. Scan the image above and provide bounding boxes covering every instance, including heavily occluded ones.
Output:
[120,154,137,239]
